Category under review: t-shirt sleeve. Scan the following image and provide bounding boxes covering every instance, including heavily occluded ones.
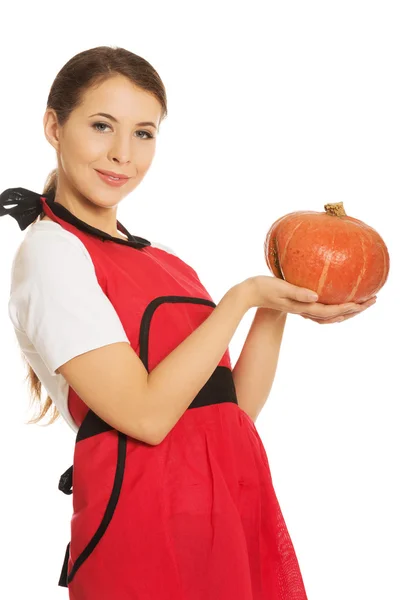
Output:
[152,241,177,256]
[8,230,130,376]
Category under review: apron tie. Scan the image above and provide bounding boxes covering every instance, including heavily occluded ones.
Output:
[58,465,73,587]
[58,464,73,495]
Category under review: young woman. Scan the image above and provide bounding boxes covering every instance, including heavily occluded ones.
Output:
[1,46,374,600]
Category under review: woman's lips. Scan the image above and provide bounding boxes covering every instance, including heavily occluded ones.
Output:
[95,170,130,187]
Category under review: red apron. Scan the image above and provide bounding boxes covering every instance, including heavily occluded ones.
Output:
[37,194,309,599]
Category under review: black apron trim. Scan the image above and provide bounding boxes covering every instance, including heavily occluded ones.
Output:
[58,542,70,588]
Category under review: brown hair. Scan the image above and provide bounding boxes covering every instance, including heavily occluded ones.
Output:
[23,45,168,426]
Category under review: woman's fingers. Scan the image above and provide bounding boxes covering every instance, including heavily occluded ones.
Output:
[301,296,377,323]
[296,302,356,319]
[302,296,376,319]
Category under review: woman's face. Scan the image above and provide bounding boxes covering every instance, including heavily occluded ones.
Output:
[43,74,162,211]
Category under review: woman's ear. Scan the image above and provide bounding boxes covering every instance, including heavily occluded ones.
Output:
[43,108,61,152]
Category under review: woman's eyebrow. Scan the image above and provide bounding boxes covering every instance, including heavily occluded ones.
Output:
[89,112,157,129]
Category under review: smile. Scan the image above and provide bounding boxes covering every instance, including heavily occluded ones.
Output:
[95,170,130,187]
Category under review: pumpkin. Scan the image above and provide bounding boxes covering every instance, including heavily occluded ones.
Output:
[264,202,390,304]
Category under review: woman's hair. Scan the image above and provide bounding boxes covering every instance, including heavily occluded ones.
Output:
[24,45,168,426]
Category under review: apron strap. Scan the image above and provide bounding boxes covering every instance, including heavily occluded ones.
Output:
[58,541,70,587]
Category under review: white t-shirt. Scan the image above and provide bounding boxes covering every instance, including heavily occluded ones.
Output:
[7,220,177,434]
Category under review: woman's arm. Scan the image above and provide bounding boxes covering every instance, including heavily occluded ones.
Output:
[232,308,287,423]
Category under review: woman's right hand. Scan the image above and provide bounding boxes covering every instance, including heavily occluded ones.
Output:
[242,275,364,321]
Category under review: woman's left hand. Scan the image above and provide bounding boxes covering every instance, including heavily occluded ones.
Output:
[300,296,377,324]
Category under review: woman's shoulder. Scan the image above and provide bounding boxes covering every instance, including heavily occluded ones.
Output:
[24,217,90,249]
[150,240,177,256]
[9,221,95,292]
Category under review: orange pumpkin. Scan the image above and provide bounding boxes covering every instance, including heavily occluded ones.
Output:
[264,202,390,304]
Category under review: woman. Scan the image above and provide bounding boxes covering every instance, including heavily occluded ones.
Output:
[1,46,374,599]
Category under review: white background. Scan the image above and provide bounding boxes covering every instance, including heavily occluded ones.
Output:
[0,1,398,598]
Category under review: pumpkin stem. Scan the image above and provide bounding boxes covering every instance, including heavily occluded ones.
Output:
[324,202,347,217]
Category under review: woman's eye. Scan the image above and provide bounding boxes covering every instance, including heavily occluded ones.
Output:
[92,122,111,133]
[92,122,153,139]
[136,130,154,139]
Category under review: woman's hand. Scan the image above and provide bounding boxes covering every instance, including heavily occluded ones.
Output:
[243,275,377,322]
[299,295,377,324]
